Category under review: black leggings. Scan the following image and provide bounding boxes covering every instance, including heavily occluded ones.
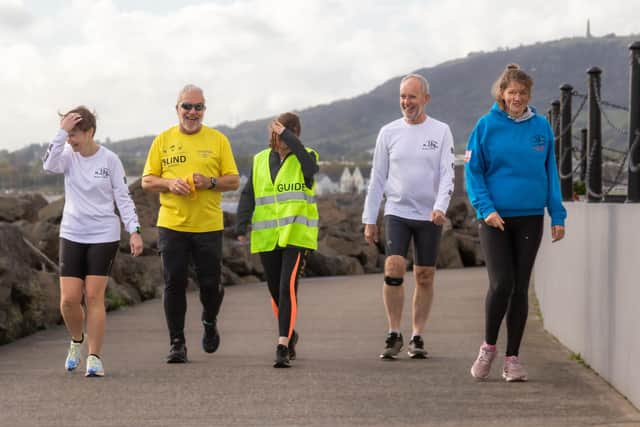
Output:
[479,215,543,356]
[158,227,224,343]
[259,247,307,338]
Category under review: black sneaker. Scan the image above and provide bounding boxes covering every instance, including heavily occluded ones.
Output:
[380,332,403,360]
[288,330,299,360]
[166,339,188,363]
[408,335,428,359]
[274,344,291,368]
[202,320,220,354]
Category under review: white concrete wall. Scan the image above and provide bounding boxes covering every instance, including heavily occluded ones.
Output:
[535,202,640,408]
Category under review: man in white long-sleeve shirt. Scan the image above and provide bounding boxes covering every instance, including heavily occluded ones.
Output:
[362,74,455,360]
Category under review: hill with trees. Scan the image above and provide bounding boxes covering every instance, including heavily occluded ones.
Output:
[1,34,636,188]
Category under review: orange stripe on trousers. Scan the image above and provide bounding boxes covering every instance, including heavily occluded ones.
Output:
[287,253,301,339]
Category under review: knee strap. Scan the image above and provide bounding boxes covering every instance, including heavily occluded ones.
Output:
[384,276,404,286]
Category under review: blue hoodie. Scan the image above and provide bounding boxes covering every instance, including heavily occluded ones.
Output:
[465,102,567,226]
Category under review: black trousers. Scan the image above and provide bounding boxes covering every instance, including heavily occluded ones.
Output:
[259,247,307,338]
[158,227,224,343]
[479,215,543,356]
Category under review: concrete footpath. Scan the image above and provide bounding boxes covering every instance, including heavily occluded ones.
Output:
[0,268,638,427]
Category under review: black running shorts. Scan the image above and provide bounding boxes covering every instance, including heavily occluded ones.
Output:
[59,238,119,279]
[383,214,442,267]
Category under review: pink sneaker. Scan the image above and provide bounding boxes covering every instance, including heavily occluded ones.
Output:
[470,344,496,379]
[502,356,528,382]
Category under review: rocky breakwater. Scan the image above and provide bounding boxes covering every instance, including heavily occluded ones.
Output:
[0,182,482,345]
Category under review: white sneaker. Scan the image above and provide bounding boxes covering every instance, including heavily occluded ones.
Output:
[85,355,104,377]
[65,341,83,371]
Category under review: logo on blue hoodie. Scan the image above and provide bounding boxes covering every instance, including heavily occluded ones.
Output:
[532,135,546,151]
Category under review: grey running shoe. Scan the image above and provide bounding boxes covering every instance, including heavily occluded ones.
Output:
[408,336,428,359]
[470,344,497,379]
[380,332,403,360]
[502,356,528,382]
[288,330,299,360]
[274,344,291,368]
[166,339,188,363]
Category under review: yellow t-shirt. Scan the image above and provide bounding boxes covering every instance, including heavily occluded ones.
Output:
[142,125,239,232]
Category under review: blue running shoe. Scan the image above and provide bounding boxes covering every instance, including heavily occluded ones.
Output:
[65,341,82,371]
[85,355,104,377]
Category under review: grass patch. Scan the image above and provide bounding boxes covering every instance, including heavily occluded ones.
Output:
[569,352,591,369]
[105,288,128,311]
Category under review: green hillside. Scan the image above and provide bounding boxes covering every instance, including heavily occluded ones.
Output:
[2,34,637,187]
[113,35,637,168]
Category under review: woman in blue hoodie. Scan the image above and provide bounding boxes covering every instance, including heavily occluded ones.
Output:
[466,64,566,382]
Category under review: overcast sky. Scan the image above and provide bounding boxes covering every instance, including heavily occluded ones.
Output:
[1,0,638,151]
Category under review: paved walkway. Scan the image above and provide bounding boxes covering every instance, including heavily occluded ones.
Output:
[1,268,638,427]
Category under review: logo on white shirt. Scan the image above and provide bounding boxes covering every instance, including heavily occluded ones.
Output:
[422,140,439,150]
[94,168,110,178]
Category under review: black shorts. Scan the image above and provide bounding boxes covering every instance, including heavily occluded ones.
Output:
[383,214,442,267]
[59,238,119,279]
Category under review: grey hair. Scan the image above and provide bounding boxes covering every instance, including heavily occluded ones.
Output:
[400,73,430,95]
[176,84,205,104]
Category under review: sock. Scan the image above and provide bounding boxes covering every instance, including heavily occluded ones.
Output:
[72,333,84,344]
[389,330,401,335]
[89,353,101,359]
[482,342,497,351]
[411,332,422,339]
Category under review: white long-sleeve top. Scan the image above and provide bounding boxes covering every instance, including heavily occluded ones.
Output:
[42,129,140,243]
[362,116,455,224]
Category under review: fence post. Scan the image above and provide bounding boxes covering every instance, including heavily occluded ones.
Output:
[580,128,587,183]
[559,84,573,200]
[587,67,603,202]
[627,41,640,202]
[551,100,561,168]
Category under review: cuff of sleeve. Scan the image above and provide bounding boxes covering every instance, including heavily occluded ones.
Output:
[551,219,565,227]
[433,203,448,214]
[129,225,141,234]
[53,128,69,143]
[480,206,496,219]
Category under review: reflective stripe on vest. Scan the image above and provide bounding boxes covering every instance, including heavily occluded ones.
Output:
[255,192,316,206]
[252,216,320,231]
[250,148,319,253]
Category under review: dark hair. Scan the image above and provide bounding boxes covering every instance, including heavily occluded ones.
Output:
[60,106,97,137]
[491,64,534,107]
[277,112,301,136]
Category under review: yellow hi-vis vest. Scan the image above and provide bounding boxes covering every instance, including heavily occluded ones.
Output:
[250,148,319,253]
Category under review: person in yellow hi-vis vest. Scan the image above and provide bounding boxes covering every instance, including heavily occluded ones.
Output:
[236,112,319,368]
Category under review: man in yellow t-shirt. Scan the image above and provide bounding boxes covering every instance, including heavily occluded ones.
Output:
[142,84,239,363]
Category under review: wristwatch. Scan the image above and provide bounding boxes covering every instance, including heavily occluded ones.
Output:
[210,176,217,189]
[134,226,141,234]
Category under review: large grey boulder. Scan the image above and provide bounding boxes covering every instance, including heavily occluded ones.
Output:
[0,193,48,223]
[0,223,55,344]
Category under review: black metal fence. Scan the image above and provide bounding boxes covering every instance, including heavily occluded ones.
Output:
[548,41,640,203]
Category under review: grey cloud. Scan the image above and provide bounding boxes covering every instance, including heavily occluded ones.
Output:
[0,4,33,31]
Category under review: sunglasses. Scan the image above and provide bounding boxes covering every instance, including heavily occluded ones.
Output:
[180,103,205,112]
